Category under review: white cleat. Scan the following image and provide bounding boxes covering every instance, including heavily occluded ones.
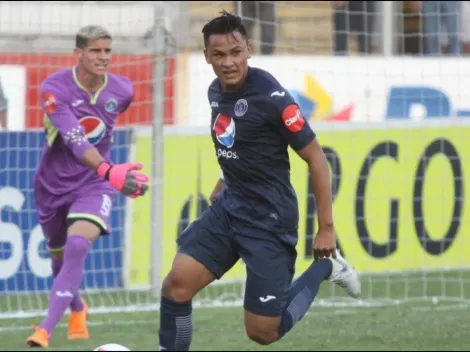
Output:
[327,250,361,298]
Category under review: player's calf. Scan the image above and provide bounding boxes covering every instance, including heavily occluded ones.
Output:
[159,253,216,351]
[27,221,98,346]
[50,249,85,314]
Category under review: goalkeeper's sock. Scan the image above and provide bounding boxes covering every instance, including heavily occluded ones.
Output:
[39,235,90,336]
[279,259,332,338]
[158,296,193,351]
[51,257,84,312]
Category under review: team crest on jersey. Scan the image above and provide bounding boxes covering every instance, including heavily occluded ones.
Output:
[213,113,235,148]
[234,99,248,117]
[79,116,106,145]
[105,98,118,113]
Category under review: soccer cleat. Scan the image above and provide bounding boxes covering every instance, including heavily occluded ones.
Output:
[26,327,49,348]
[327,250,361,298]
[67,298,90,340]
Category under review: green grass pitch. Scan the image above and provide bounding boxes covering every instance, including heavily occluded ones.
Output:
[1,270,470,351]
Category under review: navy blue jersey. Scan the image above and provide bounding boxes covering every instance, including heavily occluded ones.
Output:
[209,67,316,235]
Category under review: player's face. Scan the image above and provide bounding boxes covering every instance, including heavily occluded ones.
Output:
[75,38,112,77]
[204,31,251,91]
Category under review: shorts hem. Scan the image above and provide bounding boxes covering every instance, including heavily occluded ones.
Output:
[67,215,109,235]
[46,245,66,252]
[243,303,282,318]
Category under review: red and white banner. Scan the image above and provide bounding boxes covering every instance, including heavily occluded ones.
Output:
[0,54,176,130]
[177,54,470,126]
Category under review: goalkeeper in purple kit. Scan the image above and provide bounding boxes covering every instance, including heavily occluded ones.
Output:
[26,25,149,348]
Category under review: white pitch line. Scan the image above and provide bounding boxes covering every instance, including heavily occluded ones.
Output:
[1,304,468,334]
[411,304,470,312]
[0,309,356,334]
[0,319,157,334]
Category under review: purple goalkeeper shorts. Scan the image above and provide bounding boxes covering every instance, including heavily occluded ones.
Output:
[34,181,116,251]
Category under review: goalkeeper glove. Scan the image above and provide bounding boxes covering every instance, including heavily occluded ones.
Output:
[97,161,149,198]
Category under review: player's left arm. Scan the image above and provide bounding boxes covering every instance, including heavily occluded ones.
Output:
[271,92,336,259]
[277,103,333,229]
[296,139,334,231]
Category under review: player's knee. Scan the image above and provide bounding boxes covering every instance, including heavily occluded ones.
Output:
[244,311,281,345]
[162,253,216,302]
[245,327,279,345]
[161,257,197,302]
[161,272,194,303]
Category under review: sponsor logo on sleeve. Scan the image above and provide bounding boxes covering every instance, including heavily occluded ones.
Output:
[42,92,57,114]
[282,104,305,133]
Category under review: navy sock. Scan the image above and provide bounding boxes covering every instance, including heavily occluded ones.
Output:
[279,259,332,338]
[158,296,193,351]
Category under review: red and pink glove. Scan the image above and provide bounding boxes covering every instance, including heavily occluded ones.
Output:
[97,161,149,198]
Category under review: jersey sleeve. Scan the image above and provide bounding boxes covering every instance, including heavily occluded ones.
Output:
[269,89,316,151]
[121,77,134,114]
[40,80,94,160]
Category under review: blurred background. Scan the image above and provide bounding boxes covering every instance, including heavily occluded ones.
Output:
[0,0,469,130]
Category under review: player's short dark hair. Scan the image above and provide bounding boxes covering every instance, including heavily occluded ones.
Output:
[201,10,248,48]
[75,25,112,49]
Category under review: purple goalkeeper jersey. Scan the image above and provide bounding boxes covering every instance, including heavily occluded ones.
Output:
[33,66,134,196]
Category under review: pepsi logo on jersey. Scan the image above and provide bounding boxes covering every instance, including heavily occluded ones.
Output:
[79,116,106,145]
[213,113,236,148]
[282,104,305,133]
[217,148,239,160]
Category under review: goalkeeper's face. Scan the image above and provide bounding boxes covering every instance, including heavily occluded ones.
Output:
[204,31,251,91]
[76,38,112,77]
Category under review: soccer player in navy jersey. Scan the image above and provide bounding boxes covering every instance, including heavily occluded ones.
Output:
[158,11,361,350]
[26,25,149,348]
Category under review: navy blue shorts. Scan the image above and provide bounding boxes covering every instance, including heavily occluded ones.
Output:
[177,200,297,317]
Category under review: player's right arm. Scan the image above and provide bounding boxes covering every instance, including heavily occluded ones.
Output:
[39,82,148,198]
[207,81,226,204]
[209,173,226,204]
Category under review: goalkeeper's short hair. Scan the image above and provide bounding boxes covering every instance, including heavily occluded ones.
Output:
[75,25,112,49]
